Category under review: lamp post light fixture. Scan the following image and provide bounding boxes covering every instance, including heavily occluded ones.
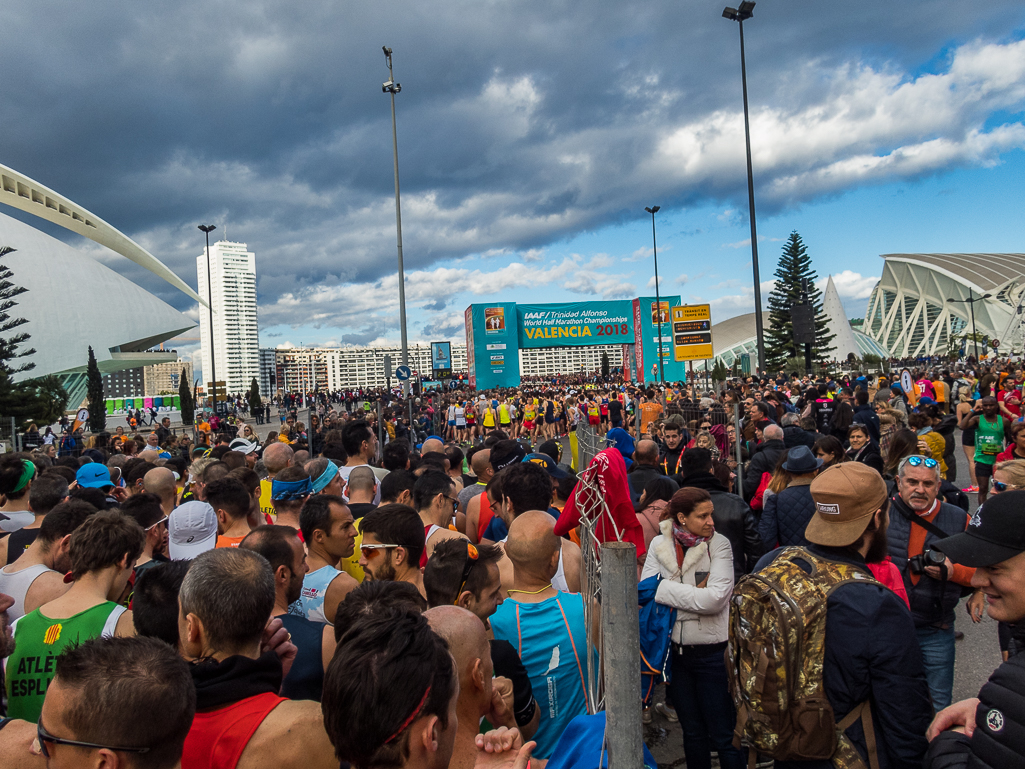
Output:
[198,224,217,415]
[722,1,764,374]
[948,289,992,361]
[382,46,410,397]
[645,206,665,385]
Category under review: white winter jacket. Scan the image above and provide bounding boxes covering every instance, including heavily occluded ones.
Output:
[639,519,735,646]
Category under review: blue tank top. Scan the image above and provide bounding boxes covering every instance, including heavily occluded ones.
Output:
[489,592,593,758]
[279,614,326,701]
[290,565,340,624]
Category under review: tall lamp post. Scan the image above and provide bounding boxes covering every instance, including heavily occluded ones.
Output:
[198,224,217,415]
[948,289,992,361]
[645,206,665,384]
[382,46,410,397]
[722,1,765,374]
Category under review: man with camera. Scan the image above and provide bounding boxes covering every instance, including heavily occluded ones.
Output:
[890,454,979,710]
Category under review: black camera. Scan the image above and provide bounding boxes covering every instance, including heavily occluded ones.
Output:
[908,548,946,575]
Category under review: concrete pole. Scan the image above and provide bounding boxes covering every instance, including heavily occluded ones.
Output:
[601,542,643,769]
[733,403,744,493]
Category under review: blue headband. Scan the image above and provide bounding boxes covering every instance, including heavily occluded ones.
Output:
[310,462,339,494]
[271,477,312,501]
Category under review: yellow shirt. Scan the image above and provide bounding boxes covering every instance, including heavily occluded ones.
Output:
[259,479,275,520]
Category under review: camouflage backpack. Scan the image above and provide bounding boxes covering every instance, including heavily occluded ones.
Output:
[726,547,881,769]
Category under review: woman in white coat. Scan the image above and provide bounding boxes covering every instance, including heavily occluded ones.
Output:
[640,486,745,769]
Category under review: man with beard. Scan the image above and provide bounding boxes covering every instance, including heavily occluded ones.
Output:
[752,462,933,768]
[358,504,427,598]
[241,525,335,702]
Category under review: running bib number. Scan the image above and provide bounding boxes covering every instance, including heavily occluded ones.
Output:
[978,434,1002,455]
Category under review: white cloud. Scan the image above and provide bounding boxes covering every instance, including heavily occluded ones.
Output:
[817,271,880,300]
[675,274,689,285]
[522,248,545,263]
[646,276,663,289]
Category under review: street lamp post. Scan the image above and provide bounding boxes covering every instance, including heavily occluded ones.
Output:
[948,289,992,361]
[722,1,765,374]
[382,46,410,397]
[198,224,217,415]
[645,206,665,385]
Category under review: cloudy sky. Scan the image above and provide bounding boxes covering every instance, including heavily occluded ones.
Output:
[1,1,1023,376]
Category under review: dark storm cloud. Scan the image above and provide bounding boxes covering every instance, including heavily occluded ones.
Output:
[0,0,1022,324]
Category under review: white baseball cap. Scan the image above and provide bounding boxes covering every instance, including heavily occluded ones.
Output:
[168,501,218,560]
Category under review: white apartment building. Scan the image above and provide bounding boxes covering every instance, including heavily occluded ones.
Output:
[197,240,260,397]
[144,359,194,395]
[518,345,623,377]
[266,344,469,391]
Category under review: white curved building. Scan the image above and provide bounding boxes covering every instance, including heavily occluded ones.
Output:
[864,253,1025,358]
[0,210,194,407]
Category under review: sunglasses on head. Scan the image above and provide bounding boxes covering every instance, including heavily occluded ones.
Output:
[899,455,938,470]
[454,542,480,604]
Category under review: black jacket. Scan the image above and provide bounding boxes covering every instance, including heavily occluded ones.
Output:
[677,471,762,580]
[852,403,881,443]
[783,424,816,450]
[925,623,1025,769]
[756,545,933,769]
[743,439,787,502]
[887,494,972,628]
[846,442,885,475]
[627,463,676,506]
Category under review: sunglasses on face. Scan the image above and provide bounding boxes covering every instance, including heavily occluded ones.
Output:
[993,479,1018,493]
[36,719,150,758]
[360,544,397,559]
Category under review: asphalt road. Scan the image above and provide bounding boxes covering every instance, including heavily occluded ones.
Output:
[643,434,1003,767]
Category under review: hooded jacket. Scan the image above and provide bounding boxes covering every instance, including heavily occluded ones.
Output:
[742,438,787,502]
[640,519,734,646]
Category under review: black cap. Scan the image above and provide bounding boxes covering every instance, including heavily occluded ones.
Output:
[934,490,1025,567]
[490,440,527,473]
[523,453,570,479]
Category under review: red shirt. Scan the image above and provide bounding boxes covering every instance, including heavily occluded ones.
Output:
[182,692,286,769]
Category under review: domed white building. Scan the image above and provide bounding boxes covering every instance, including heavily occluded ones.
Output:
[0,164,198,406]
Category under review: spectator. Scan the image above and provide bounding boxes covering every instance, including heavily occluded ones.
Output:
[845,423,884,475]
[758,445,822,551]
[742,424,786,502]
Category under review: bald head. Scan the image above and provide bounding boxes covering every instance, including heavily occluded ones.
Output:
[425,606,489,672]
[634,440,658,465]
[505,511,560,574]
[422,438,444,455]
[470,449,491,479]
[263,443,294,476]
[763,424,783,442]
[143,467,177,513]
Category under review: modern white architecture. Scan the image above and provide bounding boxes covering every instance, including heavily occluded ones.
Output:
[865,253,1025,358]
[823,275,861,361]
[197,240,260,397]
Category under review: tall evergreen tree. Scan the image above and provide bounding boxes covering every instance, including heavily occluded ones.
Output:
[0,245,42,425]
[600,351,610,380]
[764,232,835,368]
[86,346,106,432]
[179,369,194,426]
[249,377,262,412]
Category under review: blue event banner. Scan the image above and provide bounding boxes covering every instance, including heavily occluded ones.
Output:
[516,301,635,348]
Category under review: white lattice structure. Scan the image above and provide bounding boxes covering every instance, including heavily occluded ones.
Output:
[865,253,1025,358]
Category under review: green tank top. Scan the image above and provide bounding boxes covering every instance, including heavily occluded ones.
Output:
[975,414,1005,465]
[6,601,124,722]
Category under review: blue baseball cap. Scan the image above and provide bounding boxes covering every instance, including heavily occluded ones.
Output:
[76,463,113,489]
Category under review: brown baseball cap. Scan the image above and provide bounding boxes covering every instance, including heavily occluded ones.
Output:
[805,463,888,547]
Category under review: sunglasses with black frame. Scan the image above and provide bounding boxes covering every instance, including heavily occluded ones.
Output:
[36,718,150,758]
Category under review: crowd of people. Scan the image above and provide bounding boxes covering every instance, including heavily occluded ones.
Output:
[0,359,1022,768]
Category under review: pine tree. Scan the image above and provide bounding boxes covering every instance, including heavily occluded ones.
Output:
[249,377,262,412]
[0,245,43,425]
[764,232,835,368]
[179,370,194,426]
[85,346,106,432]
